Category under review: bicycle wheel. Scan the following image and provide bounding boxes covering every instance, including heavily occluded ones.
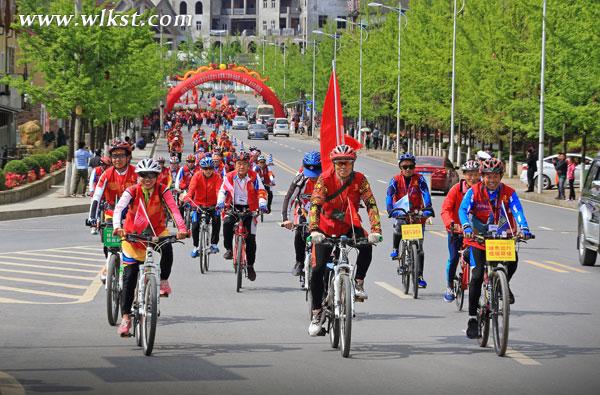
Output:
[141,275,158,356]
[491,270,510,356]
[106,254,120,326]
[454,276,464,311]
[184,209,191,231]
[328,275,340,349]
[411,243,419,299]
[235,236,244,292]
[400,247,410,295]
[203,224,210,272]
[339,274,353,358]
[198,226,206,274]
[477,283,490,348]
[134,309,142,347]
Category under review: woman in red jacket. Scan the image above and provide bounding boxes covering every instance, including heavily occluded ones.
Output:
[184,156,223,258]
[439,160,480,302]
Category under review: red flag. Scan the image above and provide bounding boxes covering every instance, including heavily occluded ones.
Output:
[344,198,363,231]
[320,70,363,173]
[132,195,155,236]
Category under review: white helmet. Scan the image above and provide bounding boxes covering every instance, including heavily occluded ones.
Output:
[135,158,161,174]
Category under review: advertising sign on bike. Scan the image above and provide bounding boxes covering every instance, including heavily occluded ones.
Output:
[103,227,122,248]
[401,224,423,240]
[485,240,516,261]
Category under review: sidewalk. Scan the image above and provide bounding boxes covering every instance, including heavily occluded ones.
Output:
[0,139,157,221]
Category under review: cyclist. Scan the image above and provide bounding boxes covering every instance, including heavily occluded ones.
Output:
[156,156,172,189]
[254,155,275,214]
[112,158,188,336]
[386,153,434,288]
[88,156,111,197]
[175,154,197,193]
[440,159,481,302]
[185,156,223,257]
[459,157,533,339]
[216,152,268,282]
[169,156,180,180]
[281,151,321,276]
[308,144,382,336]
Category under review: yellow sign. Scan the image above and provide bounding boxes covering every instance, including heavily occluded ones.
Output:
[401,224,423,240]
[485,239,516,262]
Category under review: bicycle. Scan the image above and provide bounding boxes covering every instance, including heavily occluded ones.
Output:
[183,202,193,232]
[230,207,258,293]
[193,206,216,274]
[101,220,123,327]
[471,231,534,356]
[453,246,470,312]
[389,207,427,299]
[311,235,375,358]
[125,233,182,356]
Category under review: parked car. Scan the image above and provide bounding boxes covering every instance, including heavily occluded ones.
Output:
[214,90,224,100]
[232,116,248,130]
[520,153,593,190]
[227,94,237,106]
[577,153,600,266]
[248,123,269,140]
[264,117,276,133]
[273,118,290,136]
[414,156,459,195]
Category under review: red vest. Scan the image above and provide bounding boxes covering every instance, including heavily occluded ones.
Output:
[179,165,195,190]
[392,173,425,210]
[255,166,273,186]
[157,168,171,188]
[222,170,266,211]
[186,171,222,207]
[318,169,366,236]
[101,165,138,206]
[123,183,168,236]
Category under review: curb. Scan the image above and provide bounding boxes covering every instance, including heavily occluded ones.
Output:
[0,203,89,221]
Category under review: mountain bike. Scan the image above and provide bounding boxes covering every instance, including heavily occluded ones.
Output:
[230,208,257,293]
[452,246,470,312]
[102,221,123,326]
[472,232,534,356]
[389,207,427,299]
[193,206,215,274]
[125,233,182,356]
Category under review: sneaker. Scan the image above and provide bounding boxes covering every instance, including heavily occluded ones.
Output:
[308,310,322,336]
[292,261,303,276]
[90,227,98,235]
[118,319,131,337]
[223,250,233,260]
[390,249,399,259]
[247,266,256,281]
[355,281,368,300]
[190,247,200,258]
[466,318,478,339]
[418,276,428,288]
[159,280,172,297]
[444,287,455,302]
[209,244,220,254]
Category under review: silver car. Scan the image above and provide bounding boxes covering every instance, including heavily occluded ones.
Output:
[248,123,269,140]
[232,116,248,130]
[578,154,600,266]
[273,118,290,136]
[519,153,593,190]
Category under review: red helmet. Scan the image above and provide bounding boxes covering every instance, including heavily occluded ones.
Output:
[100,156,112,166]
[186,154,196,163]
[235,152,251,163]
[480,158,505,174]
[108,139,132,154]
[330,144,357,162]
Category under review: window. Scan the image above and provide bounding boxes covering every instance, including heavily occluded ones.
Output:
[318,15,327,28]
[263,0,267,7]
[583,162,600,191]
[7,47,15,74]
[195,1,203,14]
[271,0,276,8]
[271,20,275,30]
[336,16,346,29]
[179,1,187,14]
[262,20,267,30]
[196,21,202,31]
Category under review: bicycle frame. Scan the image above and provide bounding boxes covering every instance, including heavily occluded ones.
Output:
[135,243,161,320]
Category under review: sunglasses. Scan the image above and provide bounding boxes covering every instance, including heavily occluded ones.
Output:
[111,154,128,159]
[139,173,158,179]
[334,161,352,167]
[400,165,416,170]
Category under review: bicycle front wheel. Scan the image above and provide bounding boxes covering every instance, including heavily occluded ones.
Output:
[339,274,353,358]
[198,227,206,274]
[328,274,340,349]
[203,225,210,272]
[106,254,120,326]
[492,270,510,356]
[477,282,490,348]
[454,275,464,312]
[411,242,419,299]
[141,275,158,356]
[235,236,244,292]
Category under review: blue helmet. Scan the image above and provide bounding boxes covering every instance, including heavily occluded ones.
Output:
[398,153,416,165]
[199,157,215,169]
[303,151,322,178]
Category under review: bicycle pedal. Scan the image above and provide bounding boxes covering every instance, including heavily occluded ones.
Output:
[317,328,327,336]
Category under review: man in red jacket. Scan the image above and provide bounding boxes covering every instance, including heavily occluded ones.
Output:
[440,159,480,302]
[185,156,223,257]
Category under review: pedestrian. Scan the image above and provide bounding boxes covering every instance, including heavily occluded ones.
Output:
[56,128,66,147]
[73,141,92,197]
[525,146,537,192]
[365,131,371,150]
[567,156,578,200]
[372,127,381,150]
[88,149,102,168]
[554,152,568,200]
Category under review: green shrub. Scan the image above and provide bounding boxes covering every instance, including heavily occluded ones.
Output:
[47,151,62,163]
[51,148,67,161]
[29,154,52,172]
[56,145,69,155]
[3,160,29,175]
[0,169,5,191]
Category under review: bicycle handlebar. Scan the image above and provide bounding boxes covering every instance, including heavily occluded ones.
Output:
[388,207,428,219]
[124,233,182,246]
[471,233,535,243]
[318,236,374,247]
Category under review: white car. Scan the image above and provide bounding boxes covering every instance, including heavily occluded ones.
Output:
[273,118,290,136]
[519,153,593,190]
[232,116,249,130]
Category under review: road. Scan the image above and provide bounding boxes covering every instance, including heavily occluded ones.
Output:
[1,97,599,395]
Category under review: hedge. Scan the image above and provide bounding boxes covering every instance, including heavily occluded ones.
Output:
[22,157,41,173]
[0,169,5,191]
[51,148,67,161]
[48,151,63,163]
[3,160,29,175]
[29,154,53,172]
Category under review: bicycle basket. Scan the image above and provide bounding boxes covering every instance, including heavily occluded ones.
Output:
[102,227,122,248]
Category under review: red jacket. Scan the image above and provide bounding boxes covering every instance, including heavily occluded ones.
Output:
[185,171,222,207]
[123,183,168,236]
[98,165,138,206]
[220,169,267,212]
[441,179,470,232]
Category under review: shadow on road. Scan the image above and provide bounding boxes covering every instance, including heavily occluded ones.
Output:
[158,315,263,327]
[14,378,93,393]
[511,310,591,317]
[355,312,444,321]
[157,342,302,359]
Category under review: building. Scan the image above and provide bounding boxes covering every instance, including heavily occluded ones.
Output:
[0,0,22,150]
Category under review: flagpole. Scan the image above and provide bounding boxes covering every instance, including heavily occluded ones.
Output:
[332,60,343,145]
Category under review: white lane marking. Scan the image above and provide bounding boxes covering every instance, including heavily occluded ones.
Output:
[0,261,98,273]
[375,281,411,299]
[0,371,26,395]
[0,276,88,289]
[46,248,105,257]
[0,268,94,280]
[14,252,103,262]
[539,226,553,231]
[0,256,100,268]
[377,179,387,184]
[429,231,446,238]
[0,285,80,300]
[545,260,588,274]
[505,348,542,366]
[0,245,98,255]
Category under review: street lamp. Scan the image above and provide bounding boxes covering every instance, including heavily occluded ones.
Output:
[210,30,226,90]
[312,30,340,64]
[336,17,367,143]
[260,37,268,74]
[537,0,547,194]
[269,42,287,100]
[311,36,318,138]
[450,0,465,165]
[369,2,407,159]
